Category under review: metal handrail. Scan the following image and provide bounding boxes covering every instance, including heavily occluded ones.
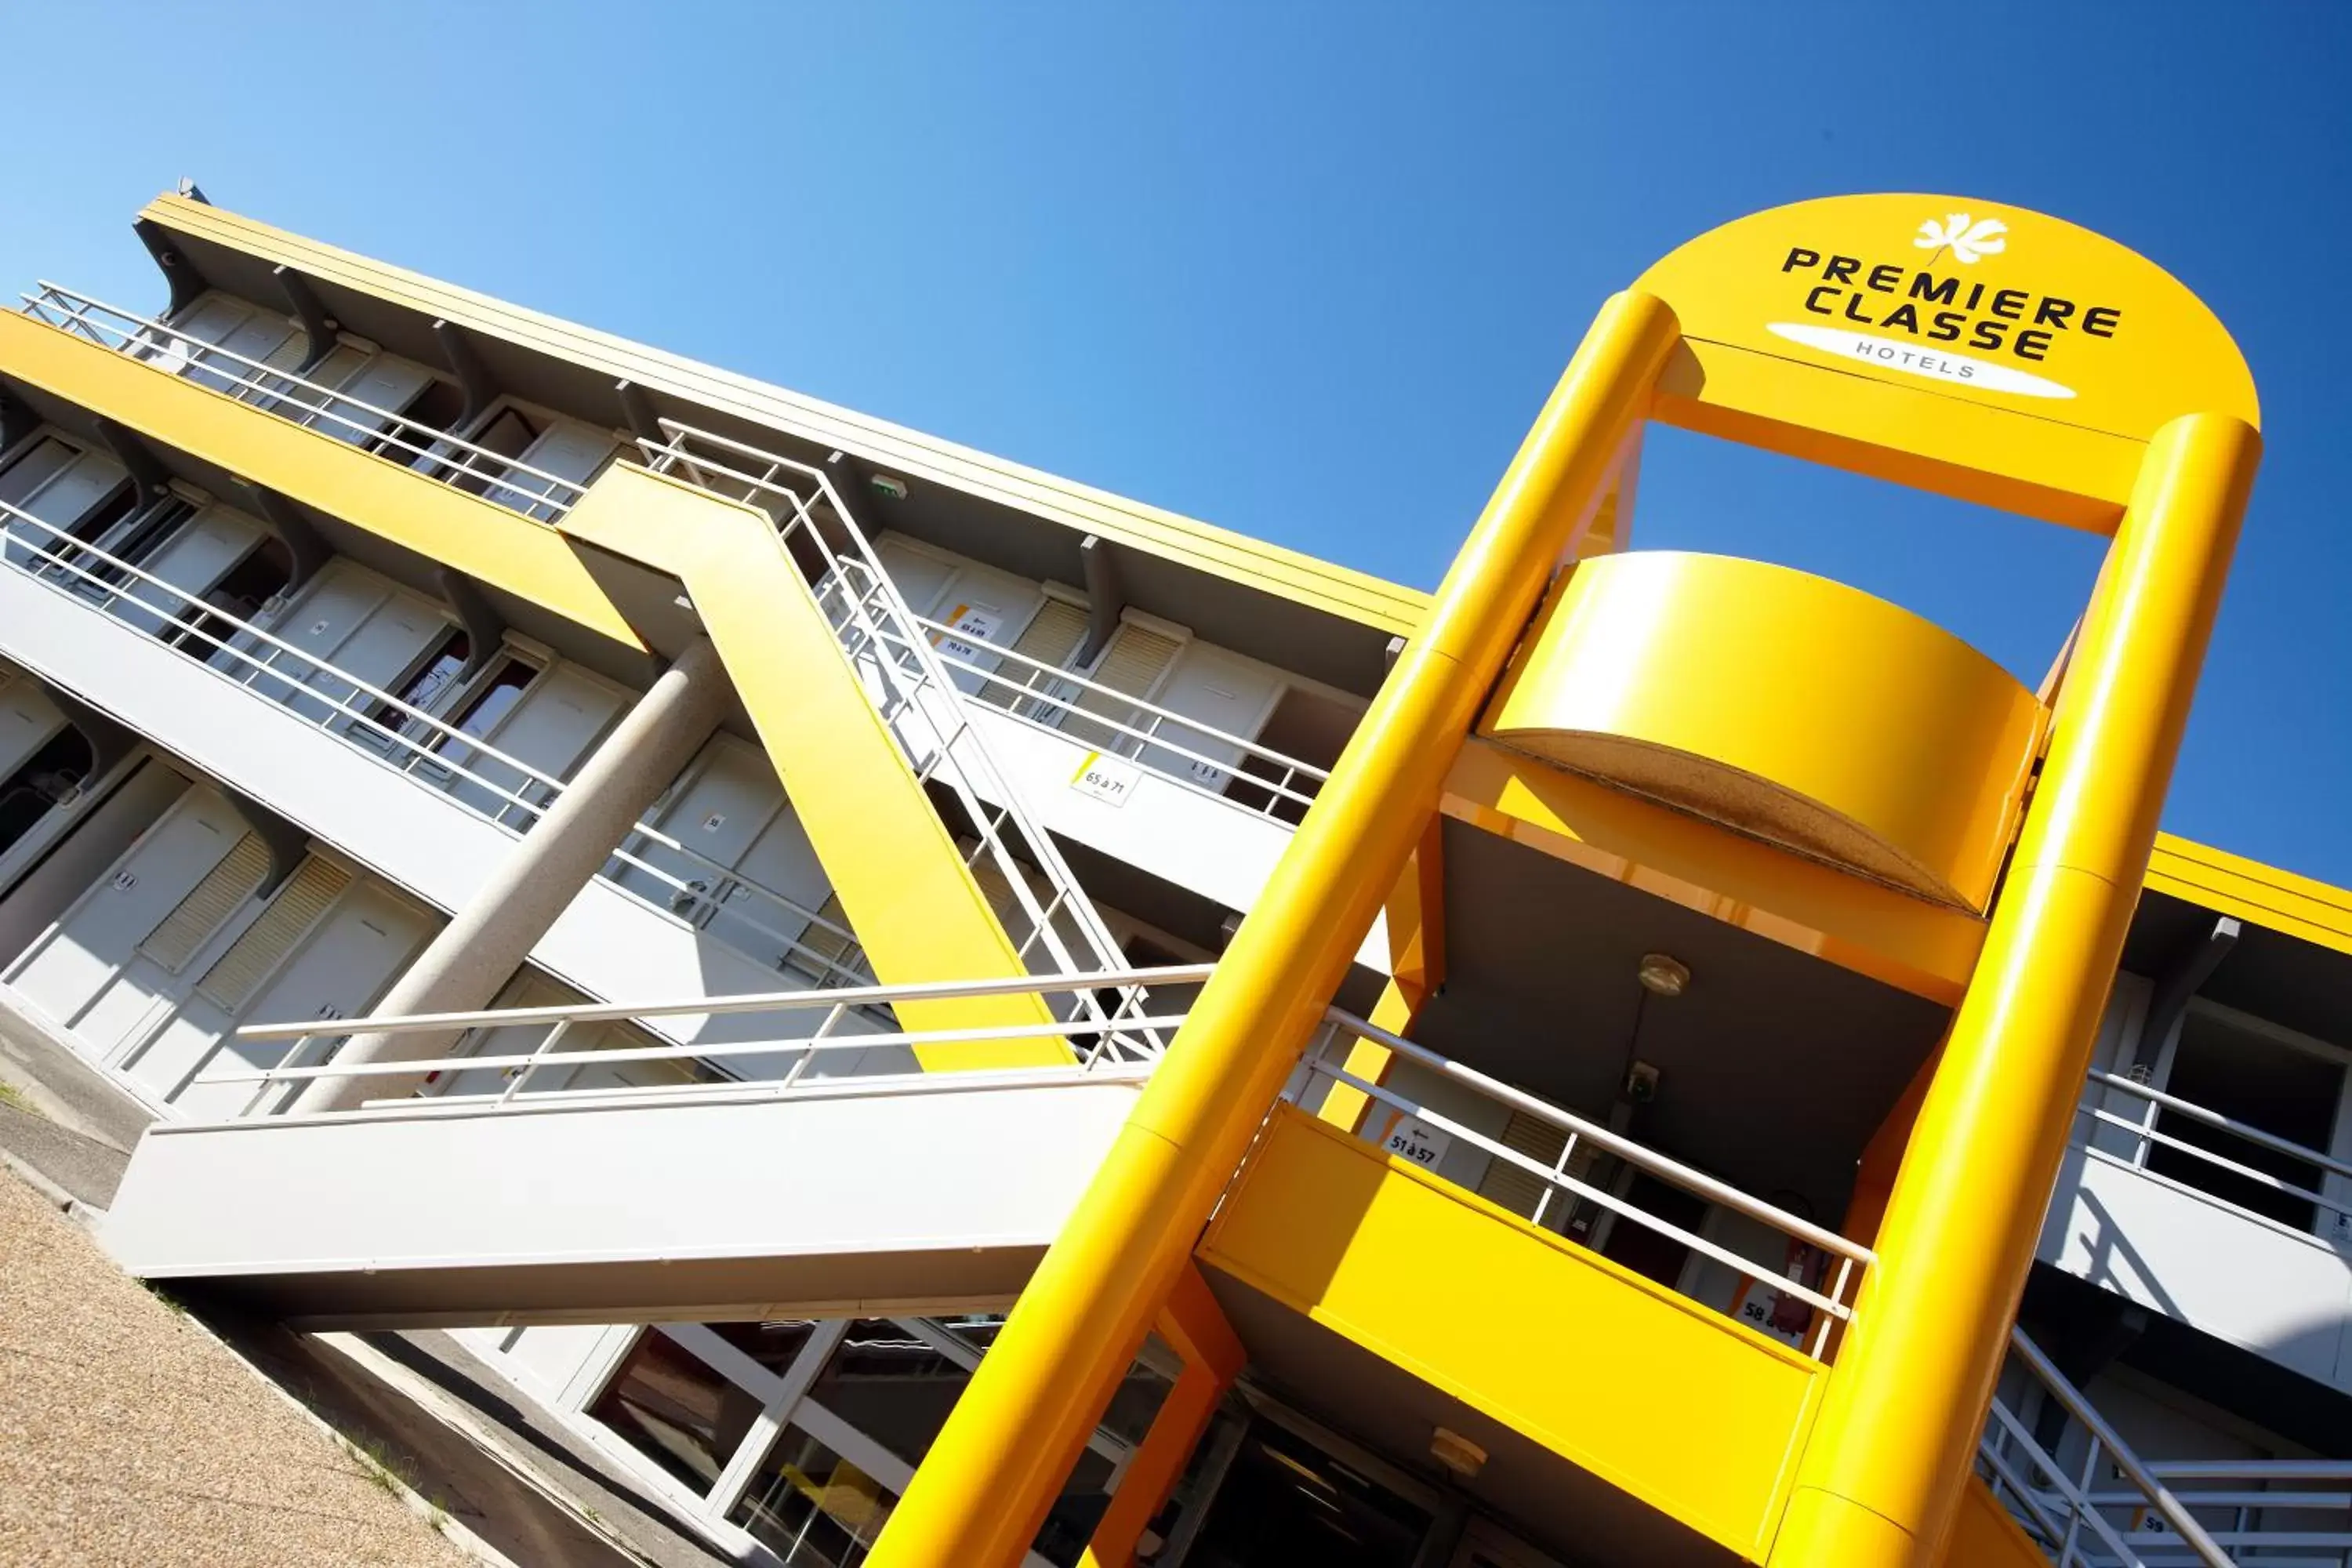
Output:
[1298,1008,1873,1356]
[1980,1327,2234,1568]
[212,964,1215,1115]
[2084,1068,2352,1203]
[20,284,591,518]
[634,420,1149,1040]
[0,495,871,991]
[902,612,1329,816]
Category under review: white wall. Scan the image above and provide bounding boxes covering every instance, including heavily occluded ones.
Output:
[104,1071,1148,1324]
[0,563,880,1065]
[2039,1144,2352,1395]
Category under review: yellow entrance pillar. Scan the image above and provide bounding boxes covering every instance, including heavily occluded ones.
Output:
[1769,413,2261,1568]
[866,291,1681,1568]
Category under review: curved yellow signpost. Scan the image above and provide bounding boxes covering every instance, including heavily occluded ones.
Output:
[869,194,2261,1568]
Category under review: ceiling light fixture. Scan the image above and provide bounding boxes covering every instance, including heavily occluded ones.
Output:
[1430,1427,1487,1479]
[1637,952,1690,998]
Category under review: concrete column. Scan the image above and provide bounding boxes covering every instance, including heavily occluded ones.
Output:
[293,637,728,1112]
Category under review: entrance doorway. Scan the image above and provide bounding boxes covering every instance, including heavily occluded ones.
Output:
[1175,1415,1432,1567]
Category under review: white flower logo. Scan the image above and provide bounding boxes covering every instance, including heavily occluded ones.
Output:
[1915,212,2008,266]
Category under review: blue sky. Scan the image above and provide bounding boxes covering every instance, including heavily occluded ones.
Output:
[4,2,2347,880]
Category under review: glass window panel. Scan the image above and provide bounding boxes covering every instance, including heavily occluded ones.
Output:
[727,1424,895,1566]
[707,1318,822,1382]
[804,1319,970,1468]
[448,657,535,741]
[586,1330,764,1497]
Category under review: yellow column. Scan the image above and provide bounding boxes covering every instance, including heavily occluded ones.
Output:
[1769,413,2261,1568]
[866,291,1682,1568]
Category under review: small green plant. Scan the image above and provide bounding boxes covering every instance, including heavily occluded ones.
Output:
[343,1434,424,1501]
[140,1279,189,1319]
[0,1079,36,1115]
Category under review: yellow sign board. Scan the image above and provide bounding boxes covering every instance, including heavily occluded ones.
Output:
[1634,194,2259,527]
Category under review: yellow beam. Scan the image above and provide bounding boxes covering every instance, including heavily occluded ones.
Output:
[0,310,1058,1067]
[1316,815,1444,1133]
[866,289,1681,1568]
[0,311,640,648]
[1768,414,2260,1568]
[1080,1266,1243,1568]
[560,466,1062,1066]
[1079,1363,1225,1568]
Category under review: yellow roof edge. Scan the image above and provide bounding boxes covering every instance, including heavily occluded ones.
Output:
[2147,832,2352,957]
[138,194,1430,640]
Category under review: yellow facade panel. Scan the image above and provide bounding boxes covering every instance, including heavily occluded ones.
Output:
[1487,551,2045,912]
[1199,1107,1826,1563]
[0,310,641,648]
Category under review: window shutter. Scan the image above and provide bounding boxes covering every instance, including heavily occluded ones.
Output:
[792,892,862,978]
[982,599,1089,715]
[1059,624,1181,752]
[138,833,267,972]
[195,856,351,1011]
[1475,1109,1581,1223]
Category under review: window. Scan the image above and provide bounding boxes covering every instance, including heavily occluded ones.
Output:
[441,408,539,496]
[167,538,292,657]
[2151,1008,2346,1231]
[728,1424,895,1566]
[707,1319,822,1381]
[436,656,536,751]
[587,1330,764,1497]
[86,499,198,587]
[0,724,96,857]
[1058,622,1184,753]
[354,630,470,750]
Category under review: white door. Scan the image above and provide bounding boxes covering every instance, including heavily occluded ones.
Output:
[169,877,434,1120]
[306,354,436,447]
[873,536,960,617]
[1134,644,1280,793]
[436,662,625,824]
[2,783,230,1052]
[619,737,789,927]
[244,564,390,702]
[112,506,269,637]
[924,561,1047,700]
[138,296,249,377]
[314,590,448,727]
[486,421,616,520]
[718,808,834,975]
[176,299,299,397]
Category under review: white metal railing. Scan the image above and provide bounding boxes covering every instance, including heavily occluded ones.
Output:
[2076,1069,2352,1230]
[1293,1008,1875,1359]
[907,612,1329,819]
[204,965,1215,1119]
[24,286,1345,828]
[634,421,1154,1044]
[20,284,590,520]
[0,495,874,995]
[1976,1326,2333,1567]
